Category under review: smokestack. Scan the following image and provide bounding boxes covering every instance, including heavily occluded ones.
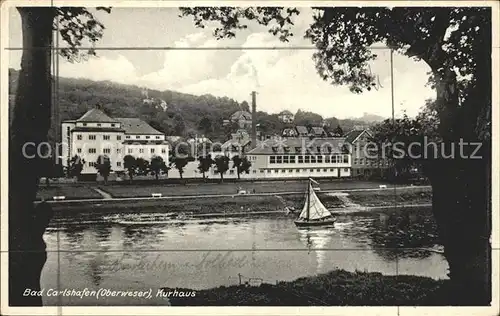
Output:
[251,91,257,149]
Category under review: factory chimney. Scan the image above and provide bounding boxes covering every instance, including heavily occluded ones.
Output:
[251,91,257,149]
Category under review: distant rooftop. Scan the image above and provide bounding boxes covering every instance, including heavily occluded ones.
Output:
[247,137,347,155]
[115,118,163,135]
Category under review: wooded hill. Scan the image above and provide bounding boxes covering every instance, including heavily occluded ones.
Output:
[8,68,378,144]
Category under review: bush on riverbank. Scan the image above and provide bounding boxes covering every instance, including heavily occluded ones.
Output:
[164,269,450,306]
[349,188,432,206]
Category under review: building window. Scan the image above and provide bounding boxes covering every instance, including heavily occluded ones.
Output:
[117,135,121,140]
[146,136,150,139]
[139,149,144,153]
[298,156,304,163]
[151,148,155,154]
[289,156,296,163]
[89,162,95,167]
[344,168,349,172]
[289,169,293,173]
[360,158,365,165]
[330,168,334,172]
[77,135,82,140]
[111,124,115,127]
[156,136,160,139]
[103,148,111,154]
[283,156,289,163]
[310,156,316,163]
[97,123,101,127]
[161,148,166,154]
[323,169,328,172]
[253,170,257,174]
[310,169,314,172]
[317,169,321,172]
[88,135,96,140]
[281,169,286,173]
[83,123,87,127]
[77,148,82,153]
[354,159,358,165]
[128,149,133,154]
[270,156,276,164]
[88,148,96,154]
[103,135,110,140]
[126,136,130,139]
[260,170,264,173]
[229,170,234,174]
[117,161,122,167]
[304,156,310,163]
[274,170,278,173]
[325,156,331,163]
[136,136,140,139]
[343,155,349,163]
[296,169,300,173]
[267,170,271,173]
[317,156,323,163]
[117,149,121,154]
[276,156,283,164]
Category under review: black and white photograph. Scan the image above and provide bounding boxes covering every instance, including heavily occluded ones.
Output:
[1,1,498,314]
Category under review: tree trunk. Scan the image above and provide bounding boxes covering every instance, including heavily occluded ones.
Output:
[9,7,55,306]
[425,148,491,305]
[220,173,224,183]
[155,173,159,181]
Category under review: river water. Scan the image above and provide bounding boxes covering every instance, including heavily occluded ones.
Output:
[41,206,448,305]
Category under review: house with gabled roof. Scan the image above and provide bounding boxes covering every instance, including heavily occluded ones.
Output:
[344,129,390,178]
[61,105,169,177]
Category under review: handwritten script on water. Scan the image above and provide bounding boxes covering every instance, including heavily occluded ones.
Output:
[104,251,249,274]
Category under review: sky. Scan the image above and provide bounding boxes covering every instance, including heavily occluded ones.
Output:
[8,7,436,119]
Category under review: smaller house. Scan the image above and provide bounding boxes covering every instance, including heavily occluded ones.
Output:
[278,110,294,123]
[295,126,309,137]
[309,126,327,138]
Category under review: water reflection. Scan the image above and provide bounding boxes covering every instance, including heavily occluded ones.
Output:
[42,206,448,305]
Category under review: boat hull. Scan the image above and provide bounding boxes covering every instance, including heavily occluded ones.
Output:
[294,217,335,227]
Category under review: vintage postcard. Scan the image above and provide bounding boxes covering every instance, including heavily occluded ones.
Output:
[1,0,498,315]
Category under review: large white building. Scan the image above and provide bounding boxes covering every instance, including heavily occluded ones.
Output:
[61,106,169,175]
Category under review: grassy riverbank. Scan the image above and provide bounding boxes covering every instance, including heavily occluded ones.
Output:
[45,186,432,214]
[164,269,450,306]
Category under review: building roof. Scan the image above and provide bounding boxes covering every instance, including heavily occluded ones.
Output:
[123,140,169,145]
[247,137,348,155]
[295,126,309,135]
[230,110,252,121]
[279,110,293,115]
[115,118,163,135]
[72,127,125,133]
[345,129,372,143]
[77,108,117,123]
[310,126,325,135]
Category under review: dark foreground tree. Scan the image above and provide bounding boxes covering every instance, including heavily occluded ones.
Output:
[123,154,137,182]
[198,154,214,180]
[232,155,252,179]
[170,156,194,180]
[180,7,492,304]
[67,155,85,178]
[150,156,167,181]
[95,155,112,184]
[9,7,110,306]
[214,155,230,183]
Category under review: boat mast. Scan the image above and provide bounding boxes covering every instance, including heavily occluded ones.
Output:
[306,178,310,220]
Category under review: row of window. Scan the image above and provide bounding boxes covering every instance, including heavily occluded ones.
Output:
[77,148,167,154]
[269,155,349,164]
[211,168,350,175]
[76,134,163,141]
[87,161,122,167]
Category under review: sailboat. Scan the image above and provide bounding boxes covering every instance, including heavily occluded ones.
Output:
[294,178,335,227]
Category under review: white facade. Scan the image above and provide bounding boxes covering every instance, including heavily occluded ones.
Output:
[61,108,169,175]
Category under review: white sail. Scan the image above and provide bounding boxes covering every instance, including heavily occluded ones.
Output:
[298,184,332,220]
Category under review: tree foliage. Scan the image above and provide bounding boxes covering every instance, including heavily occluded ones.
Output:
[123,155,137,181]
[150,156,168,181]
[232,155,252,179]
[213,155,230,182]
[198,154,214,179]
[95,155,111,183]
[67,155,85,178]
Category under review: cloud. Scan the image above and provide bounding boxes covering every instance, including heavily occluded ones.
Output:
[178,32,436,119]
